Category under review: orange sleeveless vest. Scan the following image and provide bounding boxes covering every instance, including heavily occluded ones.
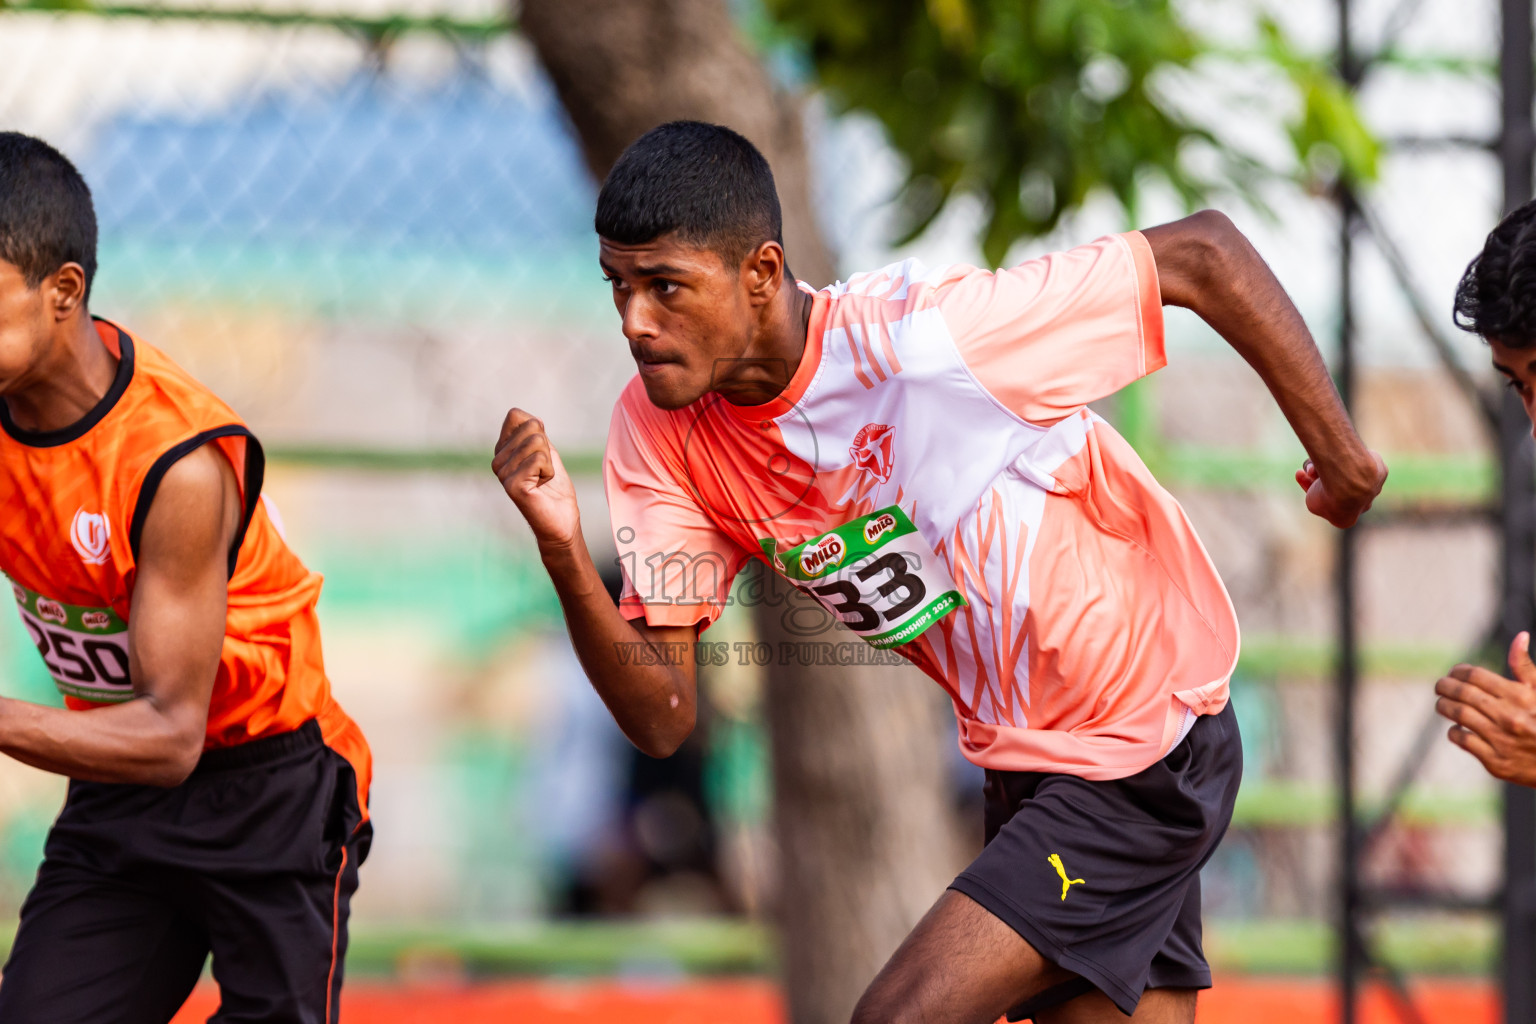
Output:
[0,319,369,815]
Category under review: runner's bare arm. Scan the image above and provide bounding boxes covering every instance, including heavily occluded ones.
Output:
[1143,210,1387,528]
[0,444,237,785]
[493,408,698,757]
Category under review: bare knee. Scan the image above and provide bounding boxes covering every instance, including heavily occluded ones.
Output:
[1037,986,1197,1024]
[848,890,1069,1024]
[850,965,999,1024]
[849,975,922,1024]
[1131,988,1197,1024]
[849,956,1071,1024]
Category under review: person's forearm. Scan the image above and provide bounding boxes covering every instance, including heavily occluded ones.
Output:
[1146,213,1378,498]
[539,532,696,757]
[1205,273,1375,494]
[0,696,204,786]
[492,407,696,755]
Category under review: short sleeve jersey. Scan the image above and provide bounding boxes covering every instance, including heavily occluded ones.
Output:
[604,233,1238,781]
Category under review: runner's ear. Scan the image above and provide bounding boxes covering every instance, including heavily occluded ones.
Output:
[741,240,785,303]
[48,262,88,318]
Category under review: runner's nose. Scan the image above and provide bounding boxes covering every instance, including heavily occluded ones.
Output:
[620,293,661,346]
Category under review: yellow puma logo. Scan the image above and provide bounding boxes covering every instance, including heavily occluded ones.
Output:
[1049,853,1085,901]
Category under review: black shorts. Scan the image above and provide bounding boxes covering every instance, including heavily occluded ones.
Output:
[949,702,1241,1020]
[0,719,371,1024]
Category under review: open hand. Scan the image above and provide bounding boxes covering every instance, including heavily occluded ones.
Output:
[1435,632,1536,788]
[1295,452,1387,528]
[492,409,580,552]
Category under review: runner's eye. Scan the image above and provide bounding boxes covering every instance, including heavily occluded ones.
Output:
[654,280,679,296]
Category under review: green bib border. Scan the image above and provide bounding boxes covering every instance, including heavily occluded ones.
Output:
[7,577,127,635]
[53,681,134,704]
[761,507,919,583]
[863,590,965,648]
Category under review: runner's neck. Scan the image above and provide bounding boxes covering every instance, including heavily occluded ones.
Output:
[1,317,121,434]
[715,281,815,409]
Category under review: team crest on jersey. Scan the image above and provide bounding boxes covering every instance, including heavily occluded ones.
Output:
[36,598,66,625]
[850,423,895,484]
[70,509,111,566]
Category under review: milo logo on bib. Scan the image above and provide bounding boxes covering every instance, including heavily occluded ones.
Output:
[761,505,967,649]
[7,578,133,703]
[799,534,846,577]
[864,513,897,544]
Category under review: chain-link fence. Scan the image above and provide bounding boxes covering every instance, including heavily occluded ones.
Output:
[0,0,1515,984]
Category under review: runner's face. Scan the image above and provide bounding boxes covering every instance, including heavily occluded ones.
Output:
[600,234,751,410]
[1492,337,1536,436]
[0,260,53,393]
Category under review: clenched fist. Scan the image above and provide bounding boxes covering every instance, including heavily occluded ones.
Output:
[1294,452,1388,529]
[493,409,580,552]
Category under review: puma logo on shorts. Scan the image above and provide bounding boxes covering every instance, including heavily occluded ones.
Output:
[1048,853,1085,901]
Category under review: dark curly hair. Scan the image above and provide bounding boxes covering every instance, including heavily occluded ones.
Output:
[1455,199,1536,347]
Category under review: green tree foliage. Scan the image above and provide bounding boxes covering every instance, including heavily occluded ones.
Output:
[764,0,1374,264]
[1257,18,1380,192]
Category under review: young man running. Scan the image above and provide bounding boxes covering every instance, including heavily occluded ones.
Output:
[494,121,1386,1023]
[1435,199,1536,790]
[0,133,371,1023]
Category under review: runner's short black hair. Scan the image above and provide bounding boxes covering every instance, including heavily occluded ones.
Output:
[596,120,784,268]
[0,133,97,303]
[1455,198,1536,348]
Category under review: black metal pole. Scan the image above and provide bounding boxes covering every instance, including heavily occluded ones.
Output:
[1336,3,1361,1022]
[1500,5,1536,1022]
[1336,201,1362,1024]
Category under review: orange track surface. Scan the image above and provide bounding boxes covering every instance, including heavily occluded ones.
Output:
[1194,978,1494,1024]
[170,976,1495,1023]
[172,978,786,1024]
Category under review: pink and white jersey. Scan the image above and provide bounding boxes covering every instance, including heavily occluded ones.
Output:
[604,231,1238,781]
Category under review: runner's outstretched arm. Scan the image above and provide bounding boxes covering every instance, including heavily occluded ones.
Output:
[493,408,698,758]
[1143,210,1388,528]
[0,444,237,786]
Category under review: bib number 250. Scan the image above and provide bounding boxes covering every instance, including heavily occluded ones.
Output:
[21,617,131,689]
[7,579,135,703]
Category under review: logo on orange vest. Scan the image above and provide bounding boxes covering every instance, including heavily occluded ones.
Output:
[849,423,895,483]
[81,611,112,631]
[70,509,111,566]
[36,598,66,625]
[798,533,847,577]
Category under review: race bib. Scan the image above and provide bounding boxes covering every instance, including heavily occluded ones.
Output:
[8,579,133,703]
[761,505,966,648]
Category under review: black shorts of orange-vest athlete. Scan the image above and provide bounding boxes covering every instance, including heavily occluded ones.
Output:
[0,319,372,1024]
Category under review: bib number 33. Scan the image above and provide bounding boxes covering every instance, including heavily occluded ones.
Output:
[761,505,966,649]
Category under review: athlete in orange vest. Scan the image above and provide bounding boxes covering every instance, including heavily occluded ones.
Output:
[0,133,371,1023]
